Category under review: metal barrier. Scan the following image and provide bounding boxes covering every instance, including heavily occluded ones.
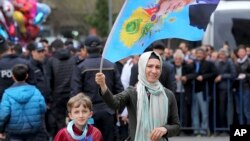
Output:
[178,78,246,135]
[179,80,210,132]
[178,81,194,130]
[238,80,243,125]
[213,79,231,133]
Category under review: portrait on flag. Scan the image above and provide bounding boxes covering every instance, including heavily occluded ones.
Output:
[103,0,220,62]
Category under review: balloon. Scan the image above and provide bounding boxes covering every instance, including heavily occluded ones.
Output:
[29,0,37,20]
[0,0,51,45]
[2,0,14,17]
[13,11,26,34]
[0,6,15,37]
[34,12,43,25]
[0,12,6,24]
[8,24,15,36]
[13,0,37,19]
[34,3,51,25]
[27,24,39,39]
[37,3,51,16]
[0,26,8,39]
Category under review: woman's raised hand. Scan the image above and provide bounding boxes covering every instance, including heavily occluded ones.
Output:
[95,72,107,93]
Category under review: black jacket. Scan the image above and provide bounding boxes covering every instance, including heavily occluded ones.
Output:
[189,60,217,93]
[235,58,250,90]
[215,59,237,90]
[71,54,124,114]
[28,58,51,102]
[48,49,75,100]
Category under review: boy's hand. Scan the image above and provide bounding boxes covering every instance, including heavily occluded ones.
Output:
[95,72,107,93]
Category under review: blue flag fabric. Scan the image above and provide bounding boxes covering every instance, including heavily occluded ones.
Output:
[103,0,220,63]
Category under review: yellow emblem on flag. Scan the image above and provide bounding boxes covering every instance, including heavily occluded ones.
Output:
[120,7,155,47]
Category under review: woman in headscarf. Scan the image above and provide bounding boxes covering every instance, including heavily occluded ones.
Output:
[95,51,180,141]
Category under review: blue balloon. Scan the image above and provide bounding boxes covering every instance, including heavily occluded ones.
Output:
[34,12,44,25]
[34,3,51,25]
[0,26,8,39]
[37,3,51,17]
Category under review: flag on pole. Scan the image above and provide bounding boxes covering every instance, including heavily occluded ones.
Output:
[102,0,220,63]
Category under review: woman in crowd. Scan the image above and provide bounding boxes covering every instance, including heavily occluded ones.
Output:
[95,51,180,141]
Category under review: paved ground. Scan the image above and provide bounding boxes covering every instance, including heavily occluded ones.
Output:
[171,136,229,141]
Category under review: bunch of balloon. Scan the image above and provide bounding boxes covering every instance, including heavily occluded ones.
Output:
[0,0,51,45]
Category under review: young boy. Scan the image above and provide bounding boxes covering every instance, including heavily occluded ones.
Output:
[54,93,103,141]
[0,64,46,140]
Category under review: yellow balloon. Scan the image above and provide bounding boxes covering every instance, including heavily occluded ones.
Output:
[13,11,26,34]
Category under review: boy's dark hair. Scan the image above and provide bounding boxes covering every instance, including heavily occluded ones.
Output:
[12,64,28,81]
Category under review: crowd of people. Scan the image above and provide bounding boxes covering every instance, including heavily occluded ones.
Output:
[0,32,249,141]
[162,42,250,136]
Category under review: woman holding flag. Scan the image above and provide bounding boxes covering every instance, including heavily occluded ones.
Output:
[95,51,180,141]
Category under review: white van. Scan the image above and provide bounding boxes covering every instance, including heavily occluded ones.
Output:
[202,0,250,50]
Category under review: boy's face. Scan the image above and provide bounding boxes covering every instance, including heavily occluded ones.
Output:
[68,104,93,129]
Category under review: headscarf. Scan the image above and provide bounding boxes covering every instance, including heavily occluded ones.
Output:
[134,51,169,141]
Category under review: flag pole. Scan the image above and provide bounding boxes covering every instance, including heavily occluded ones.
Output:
[100,56,104,73]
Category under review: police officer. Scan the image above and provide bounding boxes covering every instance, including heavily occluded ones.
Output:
[0,36,28,100]
[28,41,51,102]
[28,41,51,141]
